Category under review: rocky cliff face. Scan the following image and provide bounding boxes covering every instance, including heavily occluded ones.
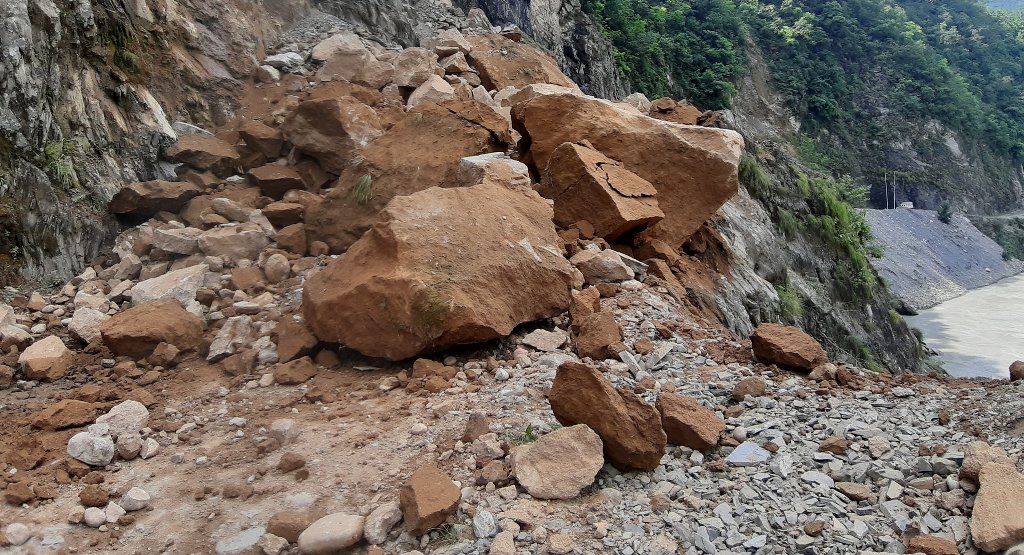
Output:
[0,0,296,282]
[455,0,628,99]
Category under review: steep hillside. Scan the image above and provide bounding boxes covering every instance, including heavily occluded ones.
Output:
[587,0,1024,215]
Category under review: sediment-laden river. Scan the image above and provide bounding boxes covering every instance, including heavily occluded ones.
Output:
[907,272,1024,379]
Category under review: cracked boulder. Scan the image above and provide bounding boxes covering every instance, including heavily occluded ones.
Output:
[513,93,743,247]
[303,183,573,360]
[540,141,663,240]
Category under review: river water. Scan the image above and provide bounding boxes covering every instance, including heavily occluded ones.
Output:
[907,272,1024,379]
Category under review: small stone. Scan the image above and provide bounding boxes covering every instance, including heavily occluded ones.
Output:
[120,487,151,511]
[140,438,160,459]
[473,510,498,538]
[83,507,106,527]
[522,329,568,351]
[67,424,116,466]
[296,513,365,554]
[732,376,766,400]
[5,522,31,545]
[725,441,770,466]
[363,501,402,545]
[547,533,575,555]
[400,465,460,535]
[510,424,604,499]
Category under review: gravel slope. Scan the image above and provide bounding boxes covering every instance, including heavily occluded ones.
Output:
[865,209,1023,310]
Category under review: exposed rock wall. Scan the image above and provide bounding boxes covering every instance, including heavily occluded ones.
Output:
[456,0,628,99]
[0,0,295,283]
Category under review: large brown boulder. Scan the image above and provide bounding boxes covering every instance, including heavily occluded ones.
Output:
[304,100,512,253]
[750,323,827,371]
[466,34,576,91]
[237,120,284,159]
[32,399,97,430]
[165,134,240,177]
[539,142,663,240]
[108,181,203,218]
[303,183,574,360]
[970,462,1024,552]
[400,465,460,536]
[649,97,703,125]
[512,93,743,247]
[656,393,724,451]
[99,300,203,359]
[281,96,383,174]
[549,361,666,471]
[573,312,625,360]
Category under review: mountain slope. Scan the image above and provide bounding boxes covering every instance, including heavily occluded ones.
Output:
[587,0,1024,214]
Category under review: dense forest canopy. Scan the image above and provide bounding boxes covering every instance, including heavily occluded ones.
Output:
[583,0,1024,159]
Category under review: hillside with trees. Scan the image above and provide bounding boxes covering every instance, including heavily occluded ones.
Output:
[584,0,1024,162]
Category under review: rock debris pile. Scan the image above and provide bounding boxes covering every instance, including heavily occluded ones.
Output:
[0,11,1022,555]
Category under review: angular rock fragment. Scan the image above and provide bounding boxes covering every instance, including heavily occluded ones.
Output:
[248,165,306,199]
[100,300,203,358]
[549,361,666,471]
[108,181,203,218]
[19,335,74,381]
[165,134,240,177]
[750,323,828,371]
[466,34,576,91]
[400,465,460,536]
[281,97,383,174]
[539,142,663,240]
[656,393,724,450]
[510,424,604,499]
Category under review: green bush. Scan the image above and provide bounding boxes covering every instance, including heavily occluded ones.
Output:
[887,308,903,325]
[776,208,801,238]
[938,201,953,224]
[739,155,771,200]
[775,284,804,323]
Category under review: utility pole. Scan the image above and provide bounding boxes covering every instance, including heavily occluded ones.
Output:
[884,172,889,210]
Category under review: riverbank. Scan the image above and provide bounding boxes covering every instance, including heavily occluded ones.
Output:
[865,208,1024,310]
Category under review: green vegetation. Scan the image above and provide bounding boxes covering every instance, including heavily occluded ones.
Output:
[585,0,1024,160]
[42,140,78,191]
[738,154,771,199]
[506,424,540,446]
[350,174,375,205]
[887,308,903,325]
[582,0,745,108]
[938,201,954,224]
[774,283,804,322]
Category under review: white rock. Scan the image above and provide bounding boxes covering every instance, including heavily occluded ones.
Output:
[363,501,402,544]
[208,315,255,361]
[95,400,149,439]
[115,431,143,460]
[83,507,106,527]
[297,513,364,554]
[522,329,568,352]
[140,437,160,459]
[269,418,299,444]
[4,523,31,545]
[264,253,290,284]
[67,424,115,466]
[120,487,151,511]
[105,501,126,523]
[68,308,110,343]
